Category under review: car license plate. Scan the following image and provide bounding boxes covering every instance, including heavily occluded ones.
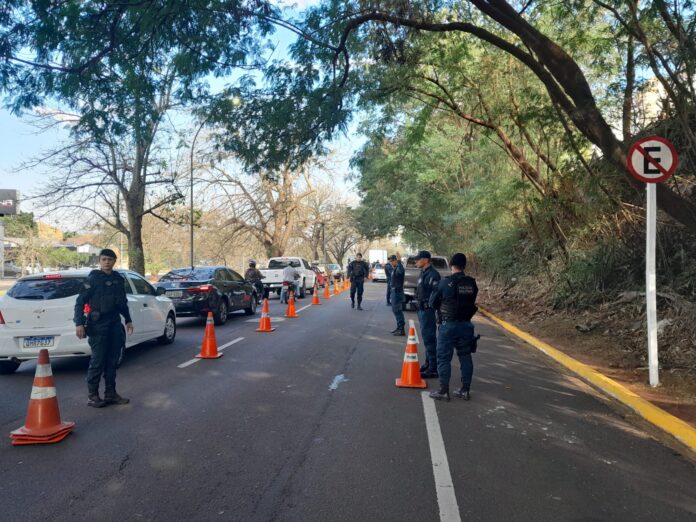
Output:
[167,291,183,298]
[23,336,55,348]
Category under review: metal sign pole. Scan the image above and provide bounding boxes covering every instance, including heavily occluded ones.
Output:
[0,221,5,279]
[646,183,659,387]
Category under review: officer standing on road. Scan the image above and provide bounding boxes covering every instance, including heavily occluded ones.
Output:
[74,249,134,408]
[384,258,393,306]
[388,255,406,335]
[347,253,370,310]
[428,253,479,402]
[414,250,441,379]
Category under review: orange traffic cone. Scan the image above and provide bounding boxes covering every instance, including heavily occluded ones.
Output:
[343,279,349,291]
[11,349,75,445]
[196,312,223,359]
[312,282,321,305]
[323,282,331,300]
[256,298,275,332]
[334,280,340,295]
[395,326,428,389]
[285,293,298,318]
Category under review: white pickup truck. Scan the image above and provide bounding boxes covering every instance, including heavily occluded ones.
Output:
[259,257,317,298]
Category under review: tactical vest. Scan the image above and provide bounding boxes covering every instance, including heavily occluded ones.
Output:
[88,273,125,319]
[351,261,366,278]
[440,274,478,321]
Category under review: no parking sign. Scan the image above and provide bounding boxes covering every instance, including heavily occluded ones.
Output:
[627,137,678,184]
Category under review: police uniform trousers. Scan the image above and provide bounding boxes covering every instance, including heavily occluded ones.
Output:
[390,288,405,329]
[385,277,392,304]
[436,320,475,388]
[418,308,438,371]
[86,319,125,392]
[350,279,365,304]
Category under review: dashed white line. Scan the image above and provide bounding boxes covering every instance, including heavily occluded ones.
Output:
[296,304,313,314]
[177,337,244,368]
[421,392,461,522]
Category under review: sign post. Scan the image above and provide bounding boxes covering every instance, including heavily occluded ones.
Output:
[627,137,679,387]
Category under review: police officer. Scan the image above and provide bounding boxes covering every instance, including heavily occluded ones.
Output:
[387,255,405,335]
[347,253,370,310]
[428,253,479,402]
[384,259,393,306]
[414,250,441,378]
[74,249,134,408]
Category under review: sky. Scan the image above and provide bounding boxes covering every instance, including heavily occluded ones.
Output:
[0,0,363,221]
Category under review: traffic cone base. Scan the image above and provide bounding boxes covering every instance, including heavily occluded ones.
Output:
[395,328,428,389]
[197,312,223,359]
[10,349,74,445]
[256,298,275,332]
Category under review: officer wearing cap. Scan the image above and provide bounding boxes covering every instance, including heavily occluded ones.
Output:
[414,250,441,378]
[387,254,406,335]
[428,253,479,402]
[74,249,134,408]
[347,253,370,310]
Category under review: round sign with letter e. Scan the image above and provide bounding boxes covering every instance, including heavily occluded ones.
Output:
[627,136,678,183]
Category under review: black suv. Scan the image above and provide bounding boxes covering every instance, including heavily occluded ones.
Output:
[156,266,258,325]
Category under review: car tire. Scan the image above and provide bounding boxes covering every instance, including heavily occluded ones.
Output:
[214,298,228,326]
[298,279,306,298]
[0,360,21,374]
[244,294,258,315]
[158,313,177,344]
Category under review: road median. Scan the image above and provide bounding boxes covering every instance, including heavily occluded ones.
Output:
[480,307,696,456]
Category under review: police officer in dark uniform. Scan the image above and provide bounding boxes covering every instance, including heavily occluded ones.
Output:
[428,253,479,401]
[347,253,370,310]
[74,249,134,408]
[414,250,441,378]
[387,255,406,335]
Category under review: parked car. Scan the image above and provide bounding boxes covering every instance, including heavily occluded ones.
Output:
[403,255,450,310]
[318,263,344,281]
[311,266,327,288]
[259,257,317,298]
[371,262,387,282]
[0,269,177,374]
[156,266,258,325]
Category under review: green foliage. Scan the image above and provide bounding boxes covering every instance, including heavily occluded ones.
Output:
[1,212,36,237]
[45,248,89,269]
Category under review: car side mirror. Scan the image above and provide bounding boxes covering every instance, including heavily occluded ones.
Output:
[156,287,166,296]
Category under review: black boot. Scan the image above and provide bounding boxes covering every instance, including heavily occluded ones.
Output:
[392,328,405,336]
[87,392,106,408]
[453,385,471,401]
[429,385,450,402]
[351,301,355,309]
[420,369,439,379]
[357,302,363,310]
[104,389,130,405]
[420,363,429,372]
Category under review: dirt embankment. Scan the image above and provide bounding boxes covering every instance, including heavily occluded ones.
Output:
[479,277,696,427]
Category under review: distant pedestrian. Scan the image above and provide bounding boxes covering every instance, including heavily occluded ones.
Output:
[414,251,441,379]
[74,249,134,408]
[384,259,393,306]
[347,253,370,310]
[428,253,479,402]
[388,255,405,335]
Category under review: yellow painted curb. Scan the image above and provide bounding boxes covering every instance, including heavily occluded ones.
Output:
[479,307,696,453]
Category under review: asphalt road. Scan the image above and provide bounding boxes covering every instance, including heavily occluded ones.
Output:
[0,283,695,521]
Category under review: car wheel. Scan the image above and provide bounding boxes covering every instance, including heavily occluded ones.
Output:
[244,294,258,315]
[0,360,21,374]
[299,279,306,298]
[214,298,228,326]
[158,313,177,344]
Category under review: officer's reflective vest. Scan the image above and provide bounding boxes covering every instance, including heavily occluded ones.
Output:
[440,274,478,321]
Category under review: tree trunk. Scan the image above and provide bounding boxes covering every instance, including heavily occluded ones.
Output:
[127,211,146,274]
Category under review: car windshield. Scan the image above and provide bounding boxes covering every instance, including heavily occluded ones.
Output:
[159,268,215,281]
[328,264,339,270]
[268,259,301,269]
[431,258,448,269]
[7,277,86,300]
[406,257,417,267]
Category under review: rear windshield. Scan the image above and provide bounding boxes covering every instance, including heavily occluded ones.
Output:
[7,277,86,300]
[406,257,417,267]
[268,259,301,269]
[328,264,339,270]
[159,268,215,281]
[432,258,448,269]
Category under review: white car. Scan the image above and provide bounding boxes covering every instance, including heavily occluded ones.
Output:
[372,263,387,282]
[259,257,317,298]
[0,269,177,374]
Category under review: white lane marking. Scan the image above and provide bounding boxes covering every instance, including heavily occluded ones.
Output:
[328,374,349,391]
[218,337,244,352]
[421,392,461,522]
[296,304,312,314]
[177,337,244,368]
[245,317,286,323]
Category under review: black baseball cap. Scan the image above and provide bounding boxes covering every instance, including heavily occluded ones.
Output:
[414,250,431,260]
[388,254,398,261]
[99,248,117,259]
[450,253,467,268]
